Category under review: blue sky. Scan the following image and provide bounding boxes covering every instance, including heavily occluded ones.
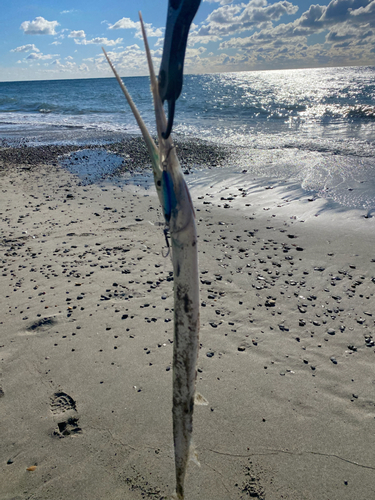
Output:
[1,0,374,81]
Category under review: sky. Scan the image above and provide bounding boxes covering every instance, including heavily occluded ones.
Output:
[0,0,374,82]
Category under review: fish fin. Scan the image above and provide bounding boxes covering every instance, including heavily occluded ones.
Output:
[194,392,209,406]
[102,47,160,173]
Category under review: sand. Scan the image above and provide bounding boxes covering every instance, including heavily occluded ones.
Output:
[1,150,375,500]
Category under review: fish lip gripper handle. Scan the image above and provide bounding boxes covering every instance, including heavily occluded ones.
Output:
[158,0,201,139]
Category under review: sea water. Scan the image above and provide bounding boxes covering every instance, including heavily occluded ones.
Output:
[0,66,374,211]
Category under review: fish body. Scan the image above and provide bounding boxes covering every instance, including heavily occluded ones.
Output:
[103,12,199,500]
[169,164,199,500]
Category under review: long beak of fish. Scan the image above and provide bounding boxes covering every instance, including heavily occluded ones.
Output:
[102,12,175,213]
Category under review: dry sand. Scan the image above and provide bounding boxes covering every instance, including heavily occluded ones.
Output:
[1,154,375,500]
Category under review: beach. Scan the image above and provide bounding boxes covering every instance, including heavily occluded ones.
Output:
[1,141,375,500]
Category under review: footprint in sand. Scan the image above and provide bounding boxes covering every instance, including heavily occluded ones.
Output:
[50,392,82,438]
[28,317,57,330]
[53,417,82,438]
[50,391,76,414]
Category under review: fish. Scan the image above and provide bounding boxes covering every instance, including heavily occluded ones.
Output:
[102,12,200,500]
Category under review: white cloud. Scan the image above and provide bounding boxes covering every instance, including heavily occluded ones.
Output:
[188,32,222,45]
[210,0,375,70]
[96,44,151,74]
[50,58,79,72]
[60,9,77,14]
[194,0,298,39]
[20,17,59,35]
[186,46,207,58]
[204,0,234,4]
[69,30,86,38]
[75,37,123,46]
[11,44,40,53]
[108,17,138,30]
[26,52,58,61]
[184,46,208,67]
[108,17,163,38]
[135,23,164,39]
[51,41,62,46]
[9,0,375,79]
[155,37,165,47]
[350,0,375,26]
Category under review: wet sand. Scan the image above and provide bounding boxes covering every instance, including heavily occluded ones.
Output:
[1,148,375,500]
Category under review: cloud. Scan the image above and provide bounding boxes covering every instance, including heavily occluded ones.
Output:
[74,37,123,46]
[20,17,59,35]
[135,23,164,39]
[108,17,163,38]
[350,0,375,26]
[51,58,76,70]
[108,17,138,30]
[185,46,207,64]
[155,36,165,47]
[69,30,86,38]
[60,9,77,14]
[201,0,375,71]
[11,44,40,53]
[204,0,234,4]
[320,0,369,23]
[50,58,89,73]
[94,44,155,75]
[26,52,58,61]
[193,0,298,39]
[10,0,375,78]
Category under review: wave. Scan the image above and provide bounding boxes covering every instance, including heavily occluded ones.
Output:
[344,104,375,119]
[300,103,375,121]
[0,111,144,135]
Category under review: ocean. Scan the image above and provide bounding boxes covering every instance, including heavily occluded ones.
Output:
[1,66,375,211]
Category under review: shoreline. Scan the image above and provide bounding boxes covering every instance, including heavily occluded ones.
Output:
[1,151,375,499]
[2,139,375,220]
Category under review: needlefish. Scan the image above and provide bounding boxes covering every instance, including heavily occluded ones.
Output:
[103,12,204,500]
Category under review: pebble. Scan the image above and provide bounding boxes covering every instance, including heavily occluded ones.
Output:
[265,298,276,307]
